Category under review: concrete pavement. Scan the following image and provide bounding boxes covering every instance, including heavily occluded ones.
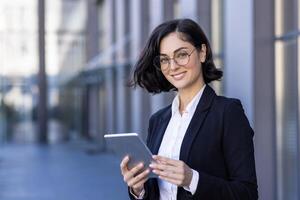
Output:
[0,141,129,200]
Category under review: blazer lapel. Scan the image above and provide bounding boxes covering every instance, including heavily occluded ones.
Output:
[179,85,216,163]
[151,108,172,155]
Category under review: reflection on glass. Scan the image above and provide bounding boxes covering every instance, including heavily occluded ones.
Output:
[275,0,283,37]
[0,0,38,143]
[173,0,180,18]
[275,0,298,37]
[275,39,299,200]
[298,35,300,199]
[299,0,300,29]
[211,0,223,95]
[0,0,89,143]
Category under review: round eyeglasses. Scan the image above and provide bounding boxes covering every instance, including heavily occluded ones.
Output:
[153,48,196,71]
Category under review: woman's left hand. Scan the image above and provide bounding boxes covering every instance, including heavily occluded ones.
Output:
[150,155,193,187]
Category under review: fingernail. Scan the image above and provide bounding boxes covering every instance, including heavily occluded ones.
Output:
[149,164,154,168]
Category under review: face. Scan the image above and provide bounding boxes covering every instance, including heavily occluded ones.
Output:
[159,32,206,92]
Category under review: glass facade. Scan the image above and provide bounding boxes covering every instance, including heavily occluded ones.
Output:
[0,0,38,143]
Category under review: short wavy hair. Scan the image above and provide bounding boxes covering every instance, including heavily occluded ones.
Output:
[131,18,223,93]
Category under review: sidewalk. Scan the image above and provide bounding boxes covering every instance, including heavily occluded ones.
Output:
[0,141,129,200]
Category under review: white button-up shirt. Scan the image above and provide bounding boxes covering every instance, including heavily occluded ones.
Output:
[157,85,205,200]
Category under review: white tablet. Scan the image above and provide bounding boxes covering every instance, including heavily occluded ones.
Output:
[104,133,157,178]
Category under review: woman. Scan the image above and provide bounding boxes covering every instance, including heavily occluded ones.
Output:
[120,18,258,200]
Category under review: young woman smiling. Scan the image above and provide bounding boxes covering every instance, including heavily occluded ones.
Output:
[120,18,258,200]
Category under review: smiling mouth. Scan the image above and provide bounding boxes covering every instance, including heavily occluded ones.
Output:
[171,72,186,80]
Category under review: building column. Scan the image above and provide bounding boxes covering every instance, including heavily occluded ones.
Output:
[224,0,254,124]
[115,0,131,132]
[254,0,276,199]
[195,0,211,38]
[86,0,99,61]
[85,0,100,140]
[81,86,90,138]
[88,84,100,139]
[130,0,151,139]
[104,0,116,133]
[38,0,48,143]
[163,0,174,20]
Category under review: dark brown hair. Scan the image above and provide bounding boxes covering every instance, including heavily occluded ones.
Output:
[132,18,222,93]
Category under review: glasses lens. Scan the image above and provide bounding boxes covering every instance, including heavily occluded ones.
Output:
[153,49,194,71]
[174,50,189,66]
[154,55,170,71]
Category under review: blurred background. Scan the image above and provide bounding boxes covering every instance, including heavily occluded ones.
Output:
[0,0,299,199]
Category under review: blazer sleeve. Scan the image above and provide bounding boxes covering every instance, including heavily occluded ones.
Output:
[191,99,258,200]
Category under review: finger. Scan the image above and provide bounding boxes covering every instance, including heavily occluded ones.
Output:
[132,176,148,189]
[151,157,167,165]
[135,168,150,181]
[150,163,179,174]
[120,156,130,173]
[152,168,183,181]
[153,155,181,166]
[127,168,150,187]
[127,170,148,187]
[124,163,144,181]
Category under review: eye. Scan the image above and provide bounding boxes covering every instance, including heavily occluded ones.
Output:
[175,51,189,59]
[160,57,169,64]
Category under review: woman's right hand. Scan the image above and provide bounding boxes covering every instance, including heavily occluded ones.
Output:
[120,156,150,196]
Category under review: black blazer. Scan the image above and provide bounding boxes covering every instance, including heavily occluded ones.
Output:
[129,86,258,200]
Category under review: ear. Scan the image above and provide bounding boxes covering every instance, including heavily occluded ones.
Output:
[200,44,207,63]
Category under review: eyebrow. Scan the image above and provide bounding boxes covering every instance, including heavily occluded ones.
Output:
[159,47,189,56]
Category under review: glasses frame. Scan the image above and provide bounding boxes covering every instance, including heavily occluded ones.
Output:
[153,48,197,72]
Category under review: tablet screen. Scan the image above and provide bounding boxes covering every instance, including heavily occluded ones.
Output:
[104,133,157,178]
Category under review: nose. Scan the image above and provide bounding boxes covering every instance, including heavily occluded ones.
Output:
[169,59,179,71]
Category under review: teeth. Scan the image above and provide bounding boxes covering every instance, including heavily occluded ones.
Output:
[174,74,183,78]
[172,72,185,80]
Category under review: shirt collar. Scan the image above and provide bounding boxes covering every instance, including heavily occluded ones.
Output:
[171,85,206,116]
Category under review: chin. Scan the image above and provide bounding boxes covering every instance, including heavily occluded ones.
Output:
[171,82,189,90]
[167,74,191,89]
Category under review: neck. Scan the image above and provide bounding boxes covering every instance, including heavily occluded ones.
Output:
[178,81,205,113]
